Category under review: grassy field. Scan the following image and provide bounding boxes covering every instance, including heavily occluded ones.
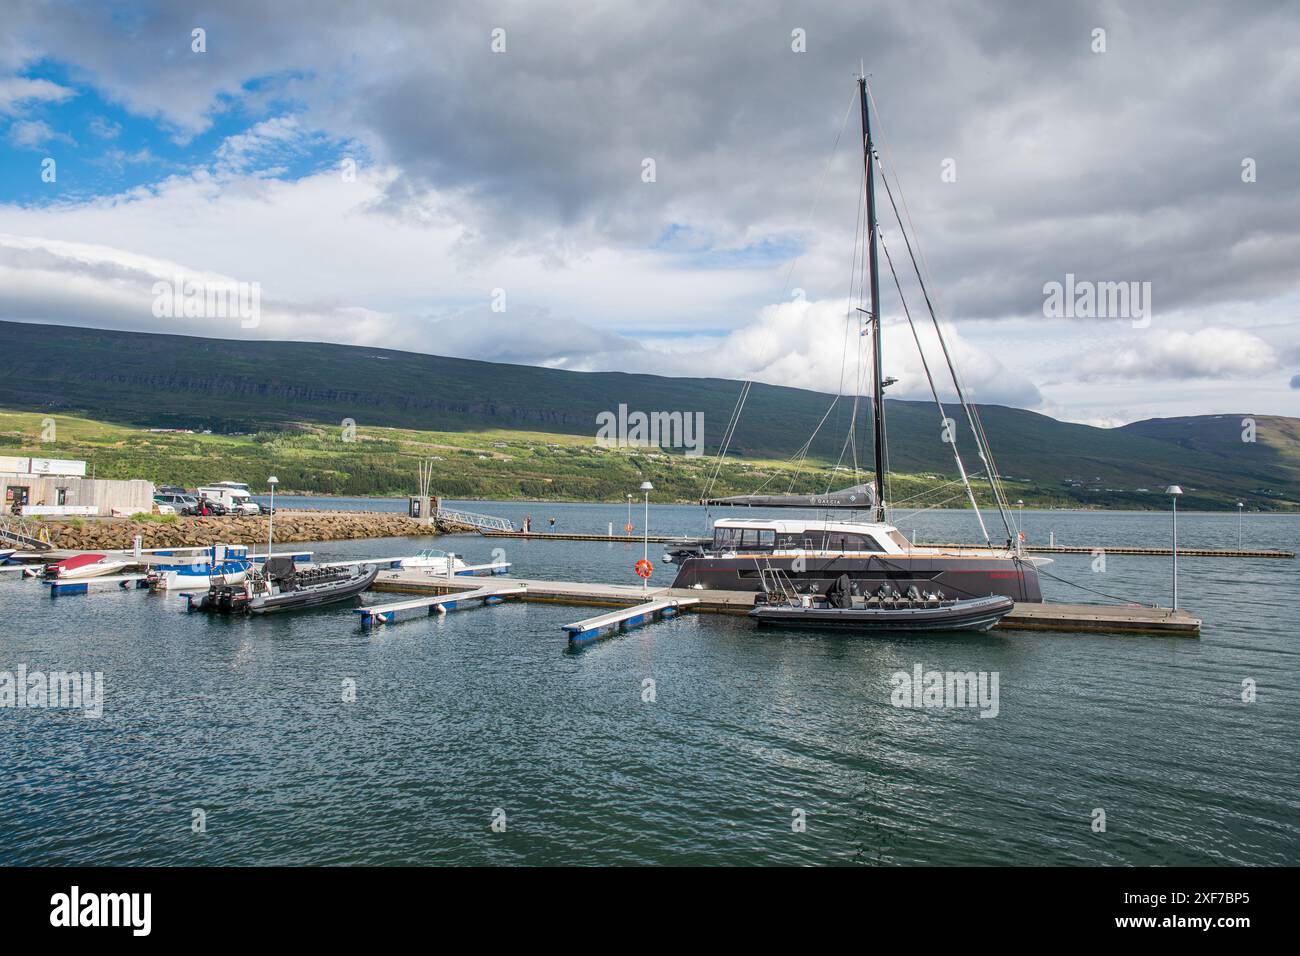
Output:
[0,408,1103,510]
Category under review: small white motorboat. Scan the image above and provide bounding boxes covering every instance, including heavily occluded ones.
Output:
[0,547,16,563]
[396,549,472,576]
[42,553,135,580]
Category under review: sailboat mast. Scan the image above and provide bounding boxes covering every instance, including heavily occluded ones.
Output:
[859,76,886,523]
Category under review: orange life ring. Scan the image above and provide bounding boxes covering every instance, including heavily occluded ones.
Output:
[624,522,634,533]
[634,559,653,578]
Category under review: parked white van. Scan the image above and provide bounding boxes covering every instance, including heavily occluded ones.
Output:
[197,483,261,515]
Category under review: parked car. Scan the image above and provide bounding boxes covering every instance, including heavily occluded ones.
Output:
[155,492,200,515]
[195,496,228,517]
[154,502,177,515]
[257,503,276,516]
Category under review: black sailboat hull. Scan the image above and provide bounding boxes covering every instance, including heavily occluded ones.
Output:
[670,553,1044,602]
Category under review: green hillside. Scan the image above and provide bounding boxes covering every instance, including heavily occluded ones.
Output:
[1,320,1295,510]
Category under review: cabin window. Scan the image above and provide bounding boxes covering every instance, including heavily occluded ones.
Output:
[714,528,740,549]
[758,530,775,548]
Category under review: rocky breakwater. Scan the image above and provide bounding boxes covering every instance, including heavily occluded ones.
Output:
[41,511,477,551]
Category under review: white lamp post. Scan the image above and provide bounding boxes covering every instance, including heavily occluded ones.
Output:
[639,481,654,592]
[626,493,633,534]
[267,476,279,557]
[1165,485,1183,610]
[1015,500,1024,553]
[1237,501,1243,550]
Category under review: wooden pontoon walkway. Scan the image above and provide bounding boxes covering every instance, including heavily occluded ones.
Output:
[373,571,1201,636]
[563,598,700,647]
[477,529,689,543]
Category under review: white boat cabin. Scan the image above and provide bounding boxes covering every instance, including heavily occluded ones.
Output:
[710,518,911,555]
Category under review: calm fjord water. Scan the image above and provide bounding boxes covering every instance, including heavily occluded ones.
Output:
[2,502,1297,866]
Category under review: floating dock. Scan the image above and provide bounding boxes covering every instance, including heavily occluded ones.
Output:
[563,598,700,647]
[372,572,1201,636]
[317,556,511,575]
[477,529,693,544]
[47,574,151,595]
[355,583,528,626]
[927,543,1294,559]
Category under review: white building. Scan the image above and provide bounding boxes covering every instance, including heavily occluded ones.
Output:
[0,457,155,517]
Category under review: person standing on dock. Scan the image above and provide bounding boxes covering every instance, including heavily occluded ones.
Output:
[549,516,556,529]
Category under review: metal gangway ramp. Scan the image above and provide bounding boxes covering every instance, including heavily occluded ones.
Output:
[435,507,513,532]
[0,518,52,551]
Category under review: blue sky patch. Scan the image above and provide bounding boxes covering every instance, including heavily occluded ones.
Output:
[0,59,357,205]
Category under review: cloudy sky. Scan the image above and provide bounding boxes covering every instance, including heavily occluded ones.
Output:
[0,0,1296,426]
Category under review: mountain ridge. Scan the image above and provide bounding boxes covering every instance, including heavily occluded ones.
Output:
[1,320,1295,509]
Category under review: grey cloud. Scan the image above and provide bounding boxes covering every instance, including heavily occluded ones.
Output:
[4,0,1296,322]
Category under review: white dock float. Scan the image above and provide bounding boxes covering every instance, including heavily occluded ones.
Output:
[315,557,508,575]
[355,583,528,627]
[453,562,512,576]
[247,551,313,564]
[563,598,700,647]
[47,574,151,596]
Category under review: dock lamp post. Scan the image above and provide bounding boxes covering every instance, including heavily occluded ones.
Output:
[267,476,279,558]
[1015,500,1024,553]
[639,481,654,592]
[1237,501,1244,550]
[627,493,633,533]
[1165,485,1183,610]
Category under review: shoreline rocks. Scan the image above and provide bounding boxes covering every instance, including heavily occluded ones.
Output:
[38,510,477,551]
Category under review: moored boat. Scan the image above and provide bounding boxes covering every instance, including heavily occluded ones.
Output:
[396,549,471,575]
[42,553,134,580]
[669,517,1048,602]
[751,592,1014,633]
[144,544,252,590]
[688,76,1047,605]
[189,556,378,614]
[749,569,1014,632]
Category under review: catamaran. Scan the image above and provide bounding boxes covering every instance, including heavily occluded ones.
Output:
[668,74,1049,604]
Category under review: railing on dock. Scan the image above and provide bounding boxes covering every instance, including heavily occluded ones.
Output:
[436,508,513,532]
[0,518,52,551]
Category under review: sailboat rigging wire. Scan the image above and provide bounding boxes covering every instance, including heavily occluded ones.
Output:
[868,149,1014,543]
[1035,565,1156,607]
[864,80,1015,545]
[893,488,978,521]
[700,89,858,503]
[878,230,991,543]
